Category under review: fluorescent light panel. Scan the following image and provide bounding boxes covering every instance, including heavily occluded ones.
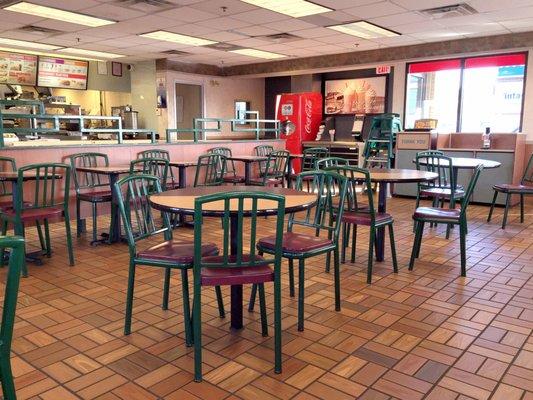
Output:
[230,48,286,59]
[0,37,60,50]
[0,46,101,61]
[328,21,399,39]
[57,48,124,59]
[240,0,332,18]
[139,31,216,46]
[4,2,115,27]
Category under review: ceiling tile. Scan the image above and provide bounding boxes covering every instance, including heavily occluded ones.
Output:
[266,19,314,32]
[389,0,457,11]
[231,9,290,24]
[81,4,146,21]
[227,38,271,47]
[30,0,100,11]
[155,6,218,22]
[369,12,427,27]
[196,16,252,30]
[484,6,533,21]
[189,0,256,16]
[231,25,280,36]
[468,0,533,12]
[394,20,445,34]
[291,27,340,39]
[0,9,43,25]
[201,30,246,41]
[410,29,465,40]
[166,24,219,36]
[344,1,407,19]
[313,0,378,9]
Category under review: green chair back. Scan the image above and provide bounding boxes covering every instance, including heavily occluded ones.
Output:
[258,150,289,185]
[208,147,238,178]
[0,235,24,399]
[69,152,109,193]
[521,153,533,186]
[194,153,226,187]
[254,145,274,157]
[415,153,456,191]
[325,165,375,217]
[316,157,349,170]
[0,156,16,197]
[114,174,171,258]
[130,157,169,189]
[302,147,329,172]
[290,170,348,241]
[460,165,483,219]
[137,149,170,160]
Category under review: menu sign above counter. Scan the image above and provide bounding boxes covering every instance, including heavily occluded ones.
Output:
[37,57,88,90]
[0,51,37,85]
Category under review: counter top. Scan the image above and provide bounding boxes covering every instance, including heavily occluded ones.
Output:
[438,148,515,153]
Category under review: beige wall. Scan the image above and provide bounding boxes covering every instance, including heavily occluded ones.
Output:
[52,88,131,116]
[130,60,158,132]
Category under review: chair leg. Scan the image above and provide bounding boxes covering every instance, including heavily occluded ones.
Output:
[36,221,45,251]
[325,229,332,272]
[367,227,375,284]
[409,221,424,271]
[415,221,425,259]
[273,263,282,374]
[388,224,398,273]
[76,197,83,236]
[162,268,170,310]
[288,258,295,297]
[446,198,455,240]
[44,219,51,257]
[487,190,498,222]
[258,283,268,337]
[413,191,421,232]
[0,356,16,400]
[92,202,98,243]
[248,284,257,312]
[215,286,225,318]
[520,194,524,223]
[351,225,357,263]
[0,220,8,268]
[124,261,136,335]
[459,221,467,277]
[297,258,305,332]
[181,269,193,347]
[333,248,340,311]
[502,193,511,229]
[193,283,202,382]
[64,211,75,266]
[341,222,347,264]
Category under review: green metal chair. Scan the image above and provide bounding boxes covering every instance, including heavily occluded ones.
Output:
[193,153,226,187]
[250,170,348,331]
[192,191,285,382]
[0,235,24,400]
[316,157,349,169]
[0,157,17,209]
[113,174,224,341]
[137,149,180,189]
[249,150,289,187]
[207,147,245,185]
[488,153,533,229]
[329,166,398,284]
[69,153,112,244]
[409,165,483,277]
[130,157,170,189]
[0,163,74,276]
[254,144,274,176]
[297,147,329,190]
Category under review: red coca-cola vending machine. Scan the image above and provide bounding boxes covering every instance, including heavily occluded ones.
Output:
[276,92,322,172]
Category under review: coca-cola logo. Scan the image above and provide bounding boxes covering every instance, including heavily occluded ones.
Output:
[304,99,312,135]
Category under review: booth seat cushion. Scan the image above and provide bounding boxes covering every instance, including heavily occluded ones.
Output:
[413,207,461,222]
[493,184,533,194]
[201,255,273,286]
[259,232,333,254]
[137,241,218,264]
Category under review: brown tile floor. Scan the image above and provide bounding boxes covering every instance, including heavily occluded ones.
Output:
[3,196,533,400]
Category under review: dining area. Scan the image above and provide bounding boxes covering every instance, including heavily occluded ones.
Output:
[0,143,530,399]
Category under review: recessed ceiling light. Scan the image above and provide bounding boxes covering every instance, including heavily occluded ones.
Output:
[0,37,60,50]
[230,48,286,59]
[240,0,333,18]
[57,48,124,59]
[4,2,115,27]
[328,21,400,39]
[139,31,217,46]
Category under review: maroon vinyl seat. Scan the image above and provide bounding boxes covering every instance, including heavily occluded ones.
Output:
[137,241,218,264]
[249,177,284,186]
[493,183,533,194]
[165,181,181,190]
[0,200,32,210]
[259,231,334,254]
[223,175,246,184]
[201,255,273,286]
[420,187,465,198]
[342,211,393,226]
[78,190,112,202]
[2,207,63,221]
[413,207,461,222]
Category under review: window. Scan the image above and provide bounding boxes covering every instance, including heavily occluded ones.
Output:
[405,53,527,132]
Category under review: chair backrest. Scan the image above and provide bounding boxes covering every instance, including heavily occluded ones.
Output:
[194,153,226,187]
[193,191,285,271]
[521,153,533,186]
[0,156,16,197]
[254,145,274,157]
[302,147,329,171]
[261,150,289,183]
[69,152,109,192]
[316,157,349,170]
[0,236,23,356]
[130,157,169,188]
[415,153,456,191]
[290,170,348,241]
[114,174,171,257]
[459,165,483,217]
[137,149,170,160]
[208,147,236,176]
[17,163,71,212]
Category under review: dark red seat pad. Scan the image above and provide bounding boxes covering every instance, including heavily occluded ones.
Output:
[78,190,112,202]
[413,207,461,221]
[137,241,218,264]
[419,187,465,198]
[493,184,533,194]
[223,175,245,183]
[259,232,333,254]
[342,211,393,226]
[2,207,63,221]
[201,255,273,286]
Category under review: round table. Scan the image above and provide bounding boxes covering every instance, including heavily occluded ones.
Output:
[414,157,501,187]
[367,169,438,262]
[149,186,316,330]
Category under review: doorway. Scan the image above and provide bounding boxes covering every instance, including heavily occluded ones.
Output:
[175,82,203,136]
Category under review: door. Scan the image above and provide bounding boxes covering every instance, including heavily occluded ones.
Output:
[175,82,202,139]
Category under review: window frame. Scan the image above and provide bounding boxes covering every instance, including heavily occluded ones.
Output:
[403,51,528,133]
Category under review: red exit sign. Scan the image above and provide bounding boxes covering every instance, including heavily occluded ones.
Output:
[376,65,391,74]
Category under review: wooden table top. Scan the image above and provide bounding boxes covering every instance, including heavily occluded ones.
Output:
[0,171,62,181]
[75,165,133,175]
[168,160,197,167]
[149,186,316,216]
[367,169,438,183]
[228,155,268,162]
[415,157,501,169]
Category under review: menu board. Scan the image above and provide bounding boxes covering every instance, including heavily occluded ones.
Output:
[0,51,37,85]
[37,57,88,90]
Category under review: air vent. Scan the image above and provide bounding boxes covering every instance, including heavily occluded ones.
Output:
[161,50,189,56]
[419,3,477,19]
[258,33,301,43]
[18,25,64,35]
[205,43,243,51]
[113,0,175,12]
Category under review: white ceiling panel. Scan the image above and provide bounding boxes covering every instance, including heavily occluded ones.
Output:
[314,0,379,9]
[189,0,256,16]
[165,24,219,36]
[266,19,315,32]
[369,12,427,28]
[30,0,100,11]
[201,30,246,42]
[196,16,251,30]
[394,20,446,34]
[231,25,280,36]
[389,0,459,11]
[81,4,146,21]
[230,9,291,24]
[344,1,407,19]
[155,6,218,22]
[467,0,533,12]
